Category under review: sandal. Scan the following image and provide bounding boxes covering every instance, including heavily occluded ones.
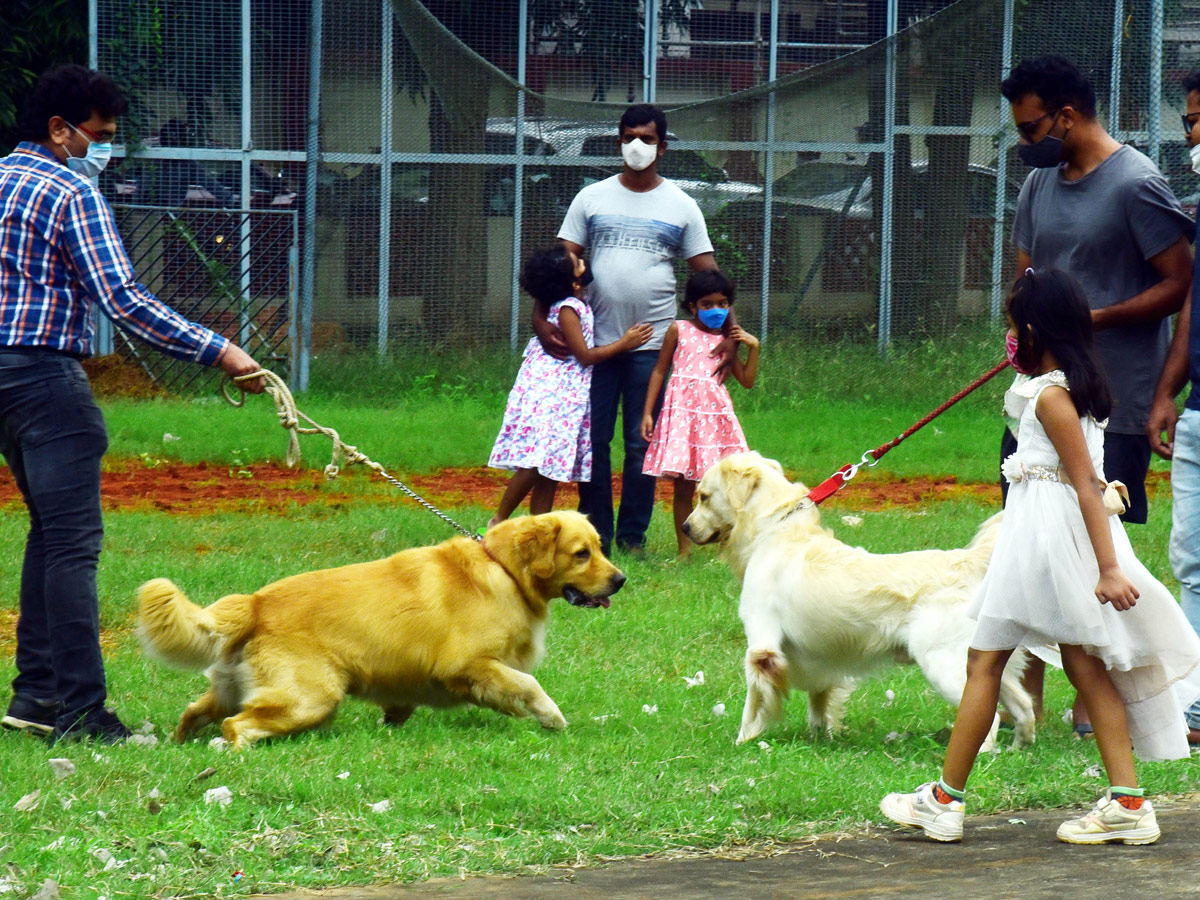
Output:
[1073,722,1094,740]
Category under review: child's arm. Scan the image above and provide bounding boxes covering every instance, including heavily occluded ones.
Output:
[531,302,570,360]
[728,326,760,389]
[640,324,679,441]
[558,306,653,368]
[1037,386,1139,611]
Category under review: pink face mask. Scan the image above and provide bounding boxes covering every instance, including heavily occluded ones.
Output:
[1005,331,1038,375]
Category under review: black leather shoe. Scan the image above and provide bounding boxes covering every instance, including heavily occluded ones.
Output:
[1,695,59,737]
[50,707,132,745]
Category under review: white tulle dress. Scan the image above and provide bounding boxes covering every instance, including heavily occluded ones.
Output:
[968,370,1200,761]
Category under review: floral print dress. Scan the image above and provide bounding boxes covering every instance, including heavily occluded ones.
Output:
[488,297,593,483]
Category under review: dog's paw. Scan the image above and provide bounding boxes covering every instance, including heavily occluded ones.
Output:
[539,710,567,730]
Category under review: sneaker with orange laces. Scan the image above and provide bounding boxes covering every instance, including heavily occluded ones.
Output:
[879,782,964,842]
[1056,790,1160,845]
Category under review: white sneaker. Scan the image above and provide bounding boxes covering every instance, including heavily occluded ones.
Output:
[1056,791,1160,845]
[879,782,964,842]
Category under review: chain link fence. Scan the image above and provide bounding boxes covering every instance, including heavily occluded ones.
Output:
[92,0,1200,389]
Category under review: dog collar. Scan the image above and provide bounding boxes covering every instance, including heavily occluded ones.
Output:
[776,498,814,523]
[480,539,522,589]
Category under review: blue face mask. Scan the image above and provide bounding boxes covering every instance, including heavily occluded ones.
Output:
[697,307,729,330]
[66,124,113,178]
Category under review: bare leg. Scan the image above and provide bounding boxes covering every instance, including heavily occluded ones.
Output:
[941,647,1015,792]
[490,468,541,527]
[673,478,696,558]
[1021,653,1046,723]
[1060,644,1137,788]
[528,475,558,515]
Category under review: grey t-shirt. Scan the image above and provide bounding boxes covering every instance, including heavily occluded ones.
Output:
[558,175,714,349]
[1011,145,1192,434]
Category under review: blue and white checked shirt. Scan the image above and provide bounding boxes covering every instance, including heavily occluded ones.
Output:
[0,142,228,364]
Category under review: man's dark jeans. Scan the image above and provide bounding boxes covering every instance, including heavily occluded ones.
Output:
[579,349,662,553]
[0,350,108,729]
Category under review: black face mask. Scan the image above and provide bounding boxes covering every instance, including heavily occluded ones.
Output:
[577,261,594,288]
[1017,133,1065,169]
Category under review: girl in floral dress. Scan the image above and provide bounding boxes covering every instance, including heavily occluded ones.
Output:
[641,269,759,557]
[487,244,652,529]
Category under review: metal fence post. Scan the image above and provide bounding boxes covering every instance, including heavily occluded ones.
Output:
[1110,0,1124,137]
[300,0,323,392]
[990,0,1014,320]
[761,0,779,341]
[90,0,115,356]
[510,0,528,351]
[1149,0,1163,167]
[379,0,394,357]
[644,0,658,103]
[239,0,253,350]
[879,0,899,353]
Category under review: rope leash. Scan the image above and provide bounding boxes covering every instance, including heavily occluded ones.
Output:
[222,369,479,540]
[804,358,1012,506]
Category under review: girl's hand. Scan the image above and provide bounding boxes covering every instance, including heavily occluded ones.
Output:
[1096,567,1139,611]
[730,326,758,348]
[640,412,656,442]
[622,323,654,349]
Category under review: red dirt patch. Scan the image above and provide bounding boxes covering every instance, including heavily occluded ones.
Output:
[0,462,1171,516]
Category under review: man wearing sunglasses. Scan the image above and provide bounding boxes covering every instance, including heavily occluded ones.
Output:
[998,55,1193,733]
[0,65,265,744]
[1147,71,1200,746]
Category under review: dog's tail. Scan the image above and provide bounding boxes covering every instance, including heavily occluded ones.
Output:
[136,578,253,670]
[964,511,1004,565]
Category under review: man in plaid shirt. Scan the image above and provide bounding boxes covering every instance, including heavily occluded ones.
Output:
[0,65,264,743]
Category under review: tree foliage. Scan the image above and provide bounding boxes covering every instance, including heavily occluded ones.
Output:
[0,0,88,153]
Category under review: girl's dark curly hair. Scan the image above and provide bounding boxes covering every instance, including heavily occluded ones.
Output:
[1007,267,1112,421]
[519,243,577,309]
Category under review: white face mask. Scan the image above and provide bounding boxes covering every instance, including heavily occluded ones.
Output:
[1189,143,1200,177]
[65,123,113,178]
[621,138,658,172]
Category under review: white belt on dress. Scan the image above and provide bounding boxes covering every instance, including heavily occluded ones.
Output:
[1003,457,1129,516]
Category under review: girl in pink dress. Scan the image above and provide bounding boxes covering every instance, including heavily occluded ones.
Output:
[641,269,759,557]
[488,244,652,529]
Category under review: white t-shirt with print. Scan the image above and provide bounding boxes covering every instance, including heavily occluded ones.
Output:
[558,175,713,350]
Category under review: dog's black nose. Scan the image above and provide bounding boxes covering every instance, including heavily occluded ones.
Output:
[681,521,692,537]
[610,572,627,593]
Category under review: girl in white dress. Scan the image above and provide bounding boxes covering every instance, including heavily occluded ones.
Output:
[880,268,1200,846]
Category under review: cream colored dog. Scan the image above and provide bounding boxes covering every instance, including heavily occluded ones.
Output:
[137,511,624,748]
[683,452,1034,750]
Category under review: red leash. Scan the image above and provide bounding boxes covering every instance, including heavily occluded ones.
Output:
[805,359,1012,505]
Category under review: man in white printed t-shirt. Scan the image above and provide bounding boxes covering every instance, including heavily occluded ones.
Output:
[534,104,720,557]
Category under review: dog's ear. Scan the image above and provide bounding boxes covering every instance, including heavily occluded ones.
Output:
[724,461,761,509]
[762,456,784,475]
[519,517,561,579]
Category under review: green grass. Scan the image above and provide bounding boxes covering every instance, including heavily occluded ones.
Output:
[0,334,1193,896]
[105,326,1048,483]
[0,499,1195,898]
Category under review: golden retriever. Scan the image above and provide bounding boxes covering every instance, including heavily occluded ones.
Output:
[137,511,624,748]
[683,452,1034,750]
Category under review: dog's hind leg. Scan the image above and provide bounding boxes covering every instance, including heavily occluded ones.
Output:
[998,660,1036,749]
[807,681,854,736]
[737,647,789,744]
[175,687,235,742]
[221,659,346,749]
[449,660,566,730]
